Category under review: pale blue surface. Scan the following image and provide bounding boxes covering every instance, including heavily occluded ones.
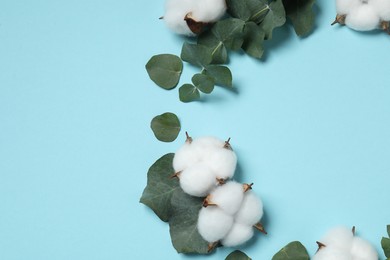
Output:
[1,0,390,259]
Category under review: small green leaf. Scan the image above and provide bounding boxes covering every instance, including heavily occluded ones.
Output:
[181,43,213,67]
[145,54,183,90]
[197,33,228,64]
[192,74,215,94]
[140,153,179,222]
[169,189,209,254]
[387,225,390,237]
[260,0,286,40]
[226,250,252,260]
[203,65,233,87]
[242,22,265,58]
[272,241,310,260]
[227,0,269,23]
[179,84,200,102]
[382,237,390,258]
[150,113,181,142]
[283,0,315,36]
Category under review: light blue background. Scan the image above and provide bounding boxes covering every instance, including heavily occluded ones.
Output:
[1,0,390,259]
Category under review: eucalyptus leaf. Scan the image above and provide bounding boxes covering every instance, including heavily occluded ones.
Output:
[283,0,315,36]
[150,113,181,142]
[179,84,201,102]
[203,65,233,87]
[382,237,390,258]
[192,74,215,94]
[169,189,209,254]
[242,22,265,58]
[227,0,269,23]
[145,54,183,90]
[181,42,213,67]
[140,153,179,222]
[272,241,310,260]
[197,32,228,64]
[387,225,390,237]
[260,0,286,40]
[226,250,252,260]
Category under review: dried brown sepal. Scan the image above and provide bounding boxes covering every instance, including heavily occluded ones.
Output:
[243,183,254,192]
[223,137,233,150]
[207,242,219,253]
[203,195,217,207]
[331,14,346,26]
[185,131,193,144]
[184,13,210,35]
[170,171,181,179]
[381,21,390,34]
[254,223,267,234]
[316,241,326,251]
[352,226,356,236]
[216,178,226,185]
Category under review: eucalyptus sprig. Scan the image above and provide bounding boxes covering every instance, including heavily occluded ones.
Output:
[146,0,316,102]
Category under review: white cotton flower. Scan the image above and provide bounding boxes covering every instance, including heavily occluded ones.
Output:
[319,226,354,251]
[197,206,234,243]
[371,0,390,20]
[312,247,353,260]
[203,147,237,180]
[221,223,254,247]
[345,4,380,31]
[336,0,362,15]
[192,136,225,151]
[208,181,244,215]
[234,191,263,226]
[192,0,227,22]
[350,237,378,260]
[163,0,196,36]
[173,141,200,173]
[179,163,217,197]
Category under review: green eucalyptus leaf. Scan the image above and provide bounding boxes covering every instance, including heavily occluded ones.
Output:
[227,0,269,23]
[226,250,252,260]
[197,32,228,64]
[260,0,286,40]
[145,54,183,90]
[203,65,233,87]
[192,73,215,94]
[272,241,310,260]
[181,42,213,67]
[387,225,390,237]
[179,84,201,102]
[169,189,209,254]
[139,153,178,222]
[382,237,390,258]
[283,0,315,36]
[242,22,265,58]
[249,0,271,24]
[150,113,181,142]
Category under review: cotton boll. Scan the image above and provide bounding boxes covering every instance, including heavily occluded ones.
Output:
[192,136,225,150]
[371,0,390,20]
[350,237,378,260]
[345,4,380,31]
[235,191,263,226]
[173,142,200,172]
[320,226,354,251]
[192,0,227,22]
[179,164,217,197]
[208,181,244,215]
[336,0,362,15]
[163,0,196,36]
[197,207,234,243]
[312,247,353,260]
[203,148,237,180]
[221,223,254,247]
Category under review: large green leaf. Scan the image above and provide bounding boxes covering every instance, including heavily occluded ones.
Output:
[226,250,252,260]
[197,32,228,64]
[272,241,310,260]
[242,22,265,59]
[260,0,286,40]
[382,237,390,258]
[203,65,233,87]
[140,153,179,222]
[145,54,183,90]
[192,74,215,94]
[179,84,200,102]
[150,113,181,142]
[181,42,213,67]
[283,0,315,36]
[227,0,269,23]
[169,189,209,254]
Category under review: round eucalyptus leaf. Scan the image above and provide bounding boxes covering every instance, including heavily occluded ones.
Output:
[150,113,181,142]
[179,84,200,103]
[226,250,252,260]
[145,54,183,90]
[192,73,215,94]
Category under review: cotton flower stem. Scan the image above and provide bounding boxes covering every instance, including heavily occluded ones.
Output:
[243,183,254,193]
[331,14,346,26]
[223,138,232,150]
[352,226,356,236]
[170,171,181,179]
[185,131,193,143]
[207,242,219,253]
[254,223,267,234]
[316,241,326,251]
[216,178,226,185]
[203,195,217,207]
[159,16,164,20]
